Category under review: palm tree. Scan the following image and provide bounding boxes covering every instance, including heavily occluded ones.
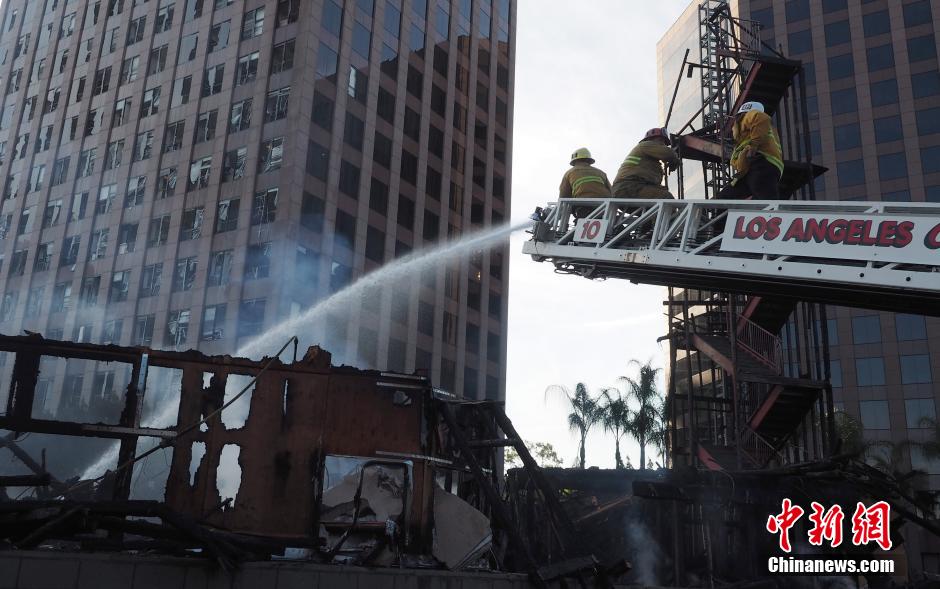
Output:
[599,387,632,469]
[546,383,601,469]
[620,359,663,470]
[647,394,672,468]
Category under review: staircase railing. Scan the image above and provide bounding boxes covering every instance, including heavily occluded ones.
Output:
[736,313,782,373]
[739,426,784,468]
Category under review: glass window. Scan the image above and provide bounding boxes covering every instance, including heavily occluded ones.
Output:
[863,10,890,37]
[830,360,843,388]
[751,7,773,28]
[384,1,401,38]
[837,159,865,187]
[825,20,851,47]
[323,0,343,35]
[866,44,894,71]
[923,146,940,174]
[312,91,334,130]
[874,115,903,143]
[917,107,940,135]
[831,87,858,114]
[316,43,338,78]
[852,315,881,343]
[352,21,371,58]
[870,78,898,106]
[878,152,907,180]
[785,0,810,22]
[834,123,860,149]
[788,29,812,54]
[897,314,927,340]
[856,357,886,386]
[908,34,936,62]
[307,140,330,181]
[884,189,911,202]
[903,0,932,27]
[822,0,846,12]
[901,354,932,384]
[927,185,940,202]
[828,53,854,79]
[905,398,936,428]
[859,399,890,428]
[912,70,940,98]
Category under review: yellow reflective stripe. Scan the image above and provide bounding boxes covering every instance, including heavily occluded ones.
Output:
[761,153,785,175]
[572,175,605,191]
[624,156,642,165]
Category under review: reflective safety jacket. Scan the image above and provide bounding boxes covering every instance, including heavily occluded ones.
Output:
[560,163,612,198]
[730,110,784,177]
[612,141,680,188]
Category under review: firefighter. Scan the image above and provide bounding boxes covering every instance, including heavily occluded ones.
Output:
[717,101,784,199]
[611,128,679,199]
[560,147,612,219]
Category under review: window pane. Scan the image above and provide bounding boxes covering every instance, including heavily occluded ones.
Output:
[825,20,850,47]
[831,87,858,114]
[900,354,932,384]
[859,399,890,428]
[833,123,860,149]
[917,107,940,136]
[837,159,865,187]
[855,357,886,386]
[878,152,907,181]
[828,53,854,79]
[870,79,898,107]
[905,398,936,428]
[874,116,903,143]
[866,44,894,72]
[862,10,890,37]
[787,29,813,54]
[912,70,940,98]
[852,315,881,344]
[896,314,927,341]
[908,34,936,62]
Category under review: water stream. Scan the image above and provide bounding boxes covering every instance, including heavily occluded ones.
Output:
[79,220,530,483]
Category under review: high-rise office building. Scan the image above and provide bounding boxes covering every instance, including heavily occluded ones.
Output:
[659,0,940,575]
[0,0,515,413]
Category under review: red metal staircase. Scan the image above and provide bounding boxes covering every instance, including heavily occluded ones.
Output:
[681,307,824,471]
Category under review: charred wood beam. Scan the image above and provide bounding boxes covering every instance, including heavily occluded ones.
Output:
[15,506,85,548]
[468,438,520,448]
[0,434,68,495]
[0,474,50,487]
[438,402,548,588]
[0,417,176,440]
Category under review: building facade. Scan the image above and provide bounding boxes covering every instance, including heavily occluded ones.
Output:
[0,0,515,412]
[659,0,940,576]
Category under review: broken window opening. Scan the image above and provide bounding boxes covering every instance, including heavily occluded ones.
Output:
[221,374,254,429]
[216,444,242,507]
[189,441,206,486]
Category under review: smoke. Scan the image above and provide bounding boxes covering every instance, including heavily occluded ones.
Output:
[237,221,530,360]
[625,520,664,586]
[76,221,530,491]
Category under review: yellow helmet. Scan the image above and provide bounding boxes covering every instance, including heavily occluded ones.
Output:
[570,147,595,166]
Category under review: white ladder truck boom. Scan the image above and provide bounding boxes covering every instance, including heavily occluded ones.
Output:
[523,198,940,316]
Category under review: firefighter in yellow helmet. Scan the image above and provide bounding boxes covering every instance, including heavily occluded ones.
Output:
[560,147,612,218]
[717,101,785,199]
[611,128,680,199]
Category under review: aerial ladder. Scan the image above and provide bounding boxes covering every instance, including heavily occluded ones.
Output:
[523,197,940,316]
[524,197,940,472]
[520,0,940,474]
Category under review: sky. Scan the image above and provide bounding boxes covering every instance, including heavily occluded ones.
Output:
[504,0,691,469]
